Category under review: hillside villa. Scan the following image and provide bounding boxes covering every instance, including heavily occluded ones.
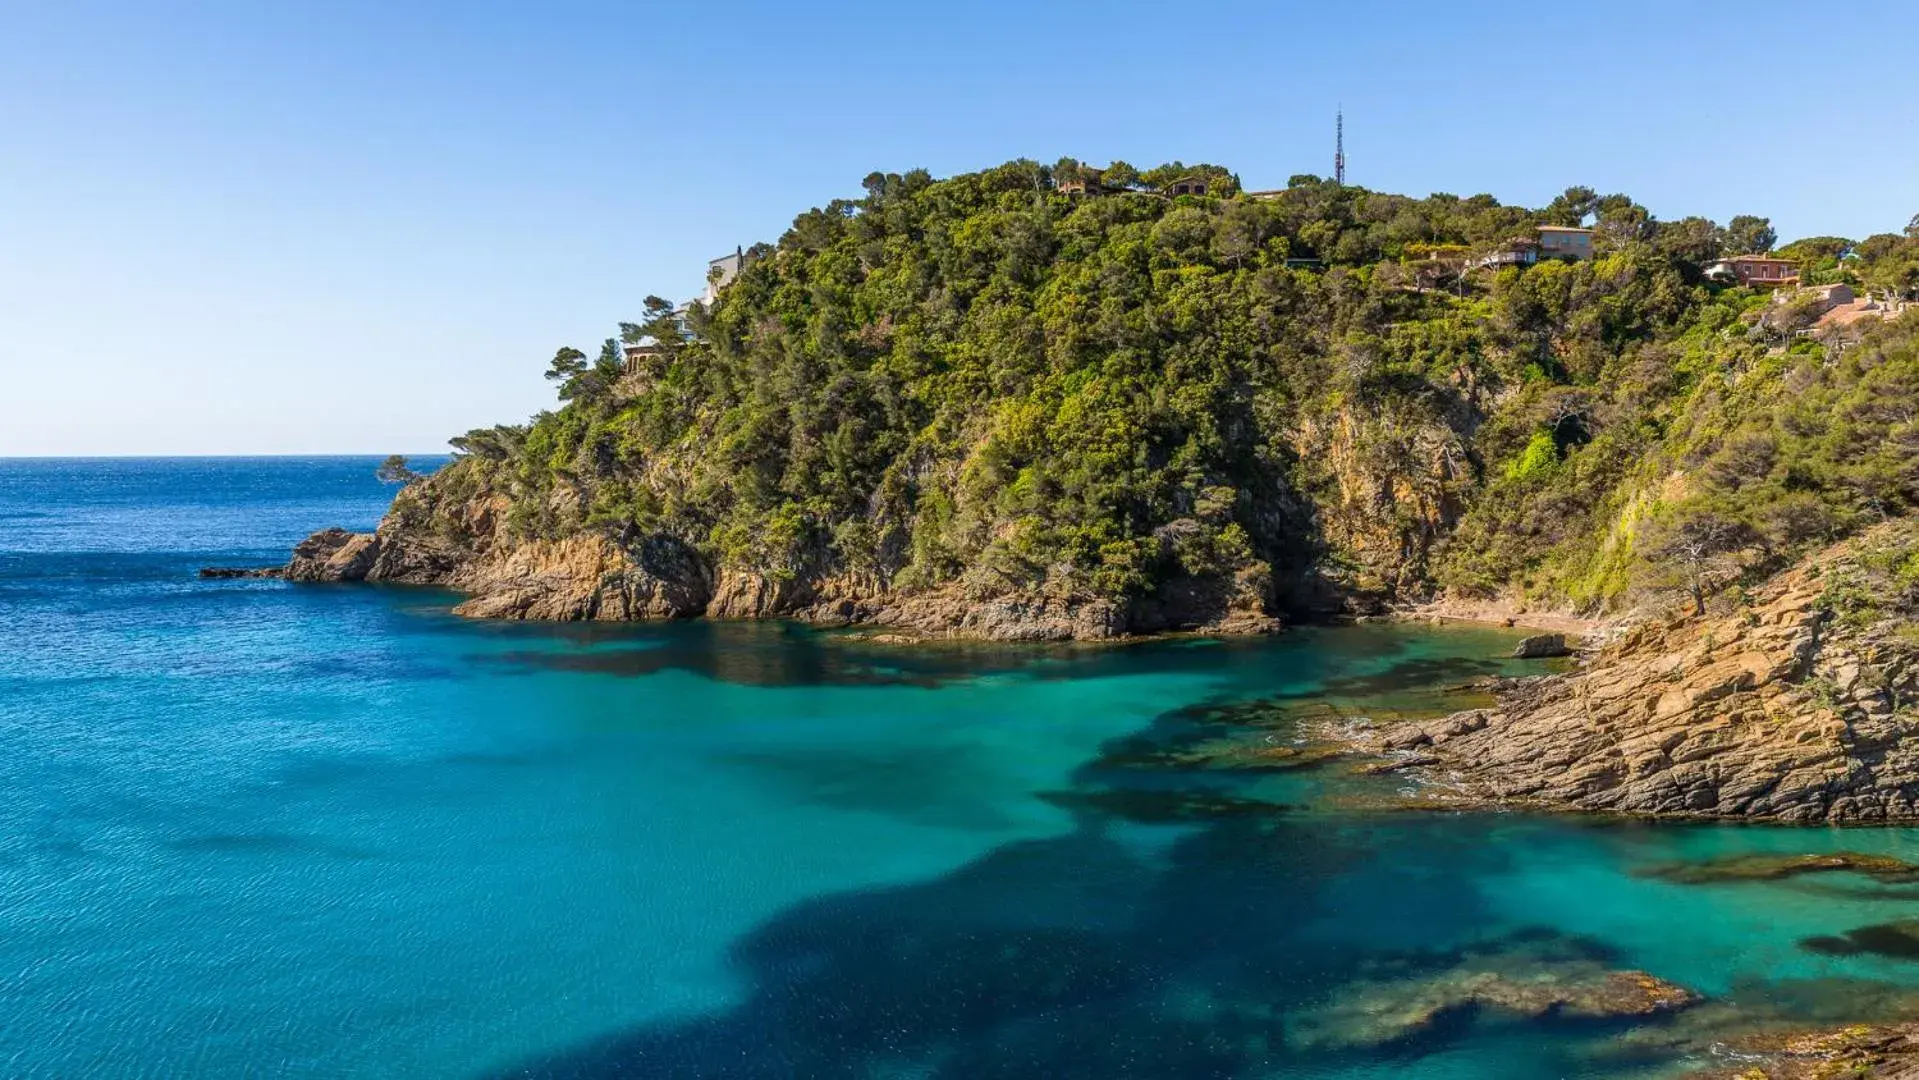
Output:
[1471,225,1597,269]
[1706,254,1799,287]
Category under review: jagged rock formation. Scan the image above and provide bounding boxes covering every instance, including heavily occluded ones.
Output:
[1348,530,1919,821]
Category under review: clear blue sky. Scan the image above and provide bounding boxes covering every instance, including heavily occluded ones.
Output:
[4,0,1916,455]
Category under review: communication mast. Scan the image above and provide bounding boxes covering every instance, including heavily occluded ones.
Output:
[1335,107,1345,186]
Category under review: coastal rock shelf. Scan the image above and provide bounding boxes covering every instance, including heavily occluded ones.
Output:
[1340,531,1919,822]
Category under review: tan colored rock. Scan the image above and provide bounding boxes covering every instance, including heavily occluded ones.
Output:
[1342,533,1919,821]
[284,527,382,582]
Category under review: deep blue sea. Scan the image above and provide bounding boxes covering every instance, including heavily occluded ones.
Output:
[8,458,1919,1078]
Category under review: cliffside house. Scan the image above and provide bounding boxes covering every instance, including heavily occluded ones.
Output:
[1471,226,1596,269]
[1056,176,1115,197]
[1706,255,1799,287]
[622,339,668,373]
[702,247,747,306]
[1162,175,1210,197]
[1536,225,1595,260]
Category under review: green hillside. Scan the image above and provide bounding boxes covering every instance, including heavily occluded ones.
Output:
[406,160,1919,622]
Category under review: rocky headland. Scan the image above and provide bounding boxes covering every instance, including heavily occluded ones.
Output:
[1338,524,1919,822]
[281,483,1278,642]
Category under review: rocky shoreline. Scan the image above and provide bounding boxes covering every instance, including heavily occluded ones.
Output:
[1332,529,1919,823]
[278,522,1281,643]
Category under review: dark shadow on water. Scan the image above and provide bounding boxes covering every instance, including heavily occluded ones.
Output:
[487,816,1332,1079]
[479,620,1079,688]
[471,619,1524,692]
[486,807,1637,1079]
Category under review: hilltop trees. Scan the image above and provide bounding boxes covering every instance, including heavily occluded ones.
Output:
[1723,214,1777,255]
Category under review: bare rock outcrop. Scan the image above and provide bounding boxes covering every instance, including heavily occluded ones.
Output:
[284,527,384,582]
[449,534,712,621]
[1352,539,1919,821]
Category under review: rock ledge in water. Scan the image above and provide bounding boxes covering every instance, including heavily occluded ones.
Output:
[1292,945,1700,1050]
[1638,852,1919,886]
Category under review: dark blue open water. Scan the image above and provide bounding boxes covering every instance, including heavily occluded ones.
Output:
[8,458,1919,1078]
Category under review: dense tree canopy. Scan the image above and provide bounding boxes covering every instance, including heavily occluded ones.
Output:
[441,160,1919,618]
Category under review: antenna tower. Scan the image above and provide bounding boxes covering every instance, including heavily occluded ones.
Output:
[1335,107,1345,186]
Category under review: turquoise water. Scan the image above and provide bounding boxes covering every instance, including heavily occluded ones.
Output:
[8,459,1919,1078]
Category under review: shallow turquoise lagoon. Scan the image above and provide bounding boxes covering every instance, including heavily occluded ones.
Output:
[7,458,1919,1078]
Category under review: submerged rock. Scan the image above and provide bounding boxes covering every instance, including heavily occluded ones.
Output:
[1291,942,1700,1050]
[1802,920,1919,960]
[1638,852,1919,886]
[198,566,283,579]
[1035,787,1293,824]
[1678,1020,1919,1078]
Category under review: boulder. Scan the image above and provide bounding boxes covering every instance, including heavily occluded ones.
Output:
[1513,633,1572,658]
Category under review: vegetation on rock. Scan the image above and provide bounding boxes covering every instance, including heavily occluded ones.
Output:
[378,159,1919,628]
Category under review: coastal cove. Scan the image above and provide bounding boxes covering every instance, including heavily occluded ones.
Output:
[11,457,1919,1077]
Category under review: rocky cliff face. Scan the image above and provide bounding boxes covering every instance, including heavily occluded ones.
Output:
[1286,399,1476,611]
[1348,528,1919,821]
[283,464,1279,641]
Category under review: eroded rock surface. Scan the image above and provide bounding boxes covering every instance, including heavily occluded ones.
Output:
[1347,538,1919,822]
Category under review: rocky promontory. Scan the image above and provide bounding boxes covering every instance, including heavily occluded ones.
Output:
[1343,525,1919,822]
[281,469,1279,641]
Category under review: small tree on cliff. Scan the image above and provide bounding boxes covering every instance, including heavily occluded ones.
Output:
[1640,505,1761,617]
[376,454,423,486]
